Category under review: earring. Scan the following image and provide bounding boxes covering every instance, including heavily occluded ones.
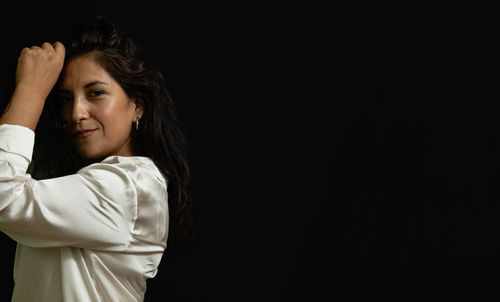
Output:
[135,119,139,131]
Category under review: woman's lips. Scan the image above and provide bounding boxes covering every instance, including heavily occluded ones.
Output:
[73,129,98,138]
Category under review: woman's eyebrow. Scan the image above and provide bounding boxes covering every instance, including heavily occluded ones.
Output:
[84,81,108,88]
[58,81,109,93]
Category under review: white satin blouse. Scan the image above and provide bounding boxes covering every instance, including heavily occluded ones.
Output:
[0,124,169,301]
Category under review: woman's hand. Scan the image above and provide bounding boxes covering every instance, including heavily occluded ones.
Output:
[15,42,65,100]
[0,42,65,130]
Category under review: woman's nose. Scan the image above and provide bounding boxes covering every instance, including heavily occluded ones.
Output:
[70,97,90,123]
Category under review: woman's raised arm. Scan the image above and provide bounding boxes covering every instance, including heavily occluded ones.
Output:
[0,124,145,251]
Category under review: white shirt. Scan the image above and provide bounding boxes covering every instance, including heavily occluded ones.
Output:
[0,124,169,301]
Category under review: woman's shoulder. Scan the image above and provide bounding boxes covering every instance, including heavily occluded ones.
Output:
[78,155,167,187]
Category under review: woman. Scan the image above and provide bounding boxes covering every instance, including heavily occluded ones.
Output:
[0,15,194,301]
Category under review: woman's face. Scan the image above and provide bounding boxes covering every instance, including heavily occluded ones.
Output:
[58,55,143,160]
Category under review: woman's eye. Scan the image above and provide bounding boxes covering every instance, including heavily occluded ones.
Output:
[89,90,104,98]
[59,95,72,103]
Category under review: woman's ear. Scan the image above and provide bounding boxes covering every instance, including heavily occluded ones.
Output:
[134,98,145,119]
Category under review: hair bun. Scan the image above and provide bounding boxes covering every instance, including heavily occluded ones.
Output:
[67,14,126,54]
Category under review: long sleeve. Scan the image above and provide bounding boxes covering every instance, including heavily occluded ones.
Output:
[0,124,138,251]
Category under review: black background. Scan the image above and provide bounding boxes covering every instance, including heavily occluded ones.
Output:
[0,1,493,301]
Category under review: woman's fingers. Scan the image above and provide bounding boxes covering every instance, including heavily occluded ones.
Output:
[41,42,52,48]
[53,41,65,60]
[28,42,65,55]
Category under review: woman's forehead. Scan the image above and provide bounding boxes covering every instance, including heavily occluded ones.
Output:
[60,56,114,89]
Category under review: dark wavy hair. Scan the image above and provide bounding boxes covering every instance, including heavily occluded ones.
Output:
[32,15,195,248]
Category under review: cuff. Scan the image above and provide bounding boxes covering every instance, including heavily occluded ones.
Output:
[0,124,35,161]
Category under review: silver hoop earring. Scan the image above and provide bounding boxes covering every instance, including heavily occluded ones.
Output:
[135,119,139,131]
